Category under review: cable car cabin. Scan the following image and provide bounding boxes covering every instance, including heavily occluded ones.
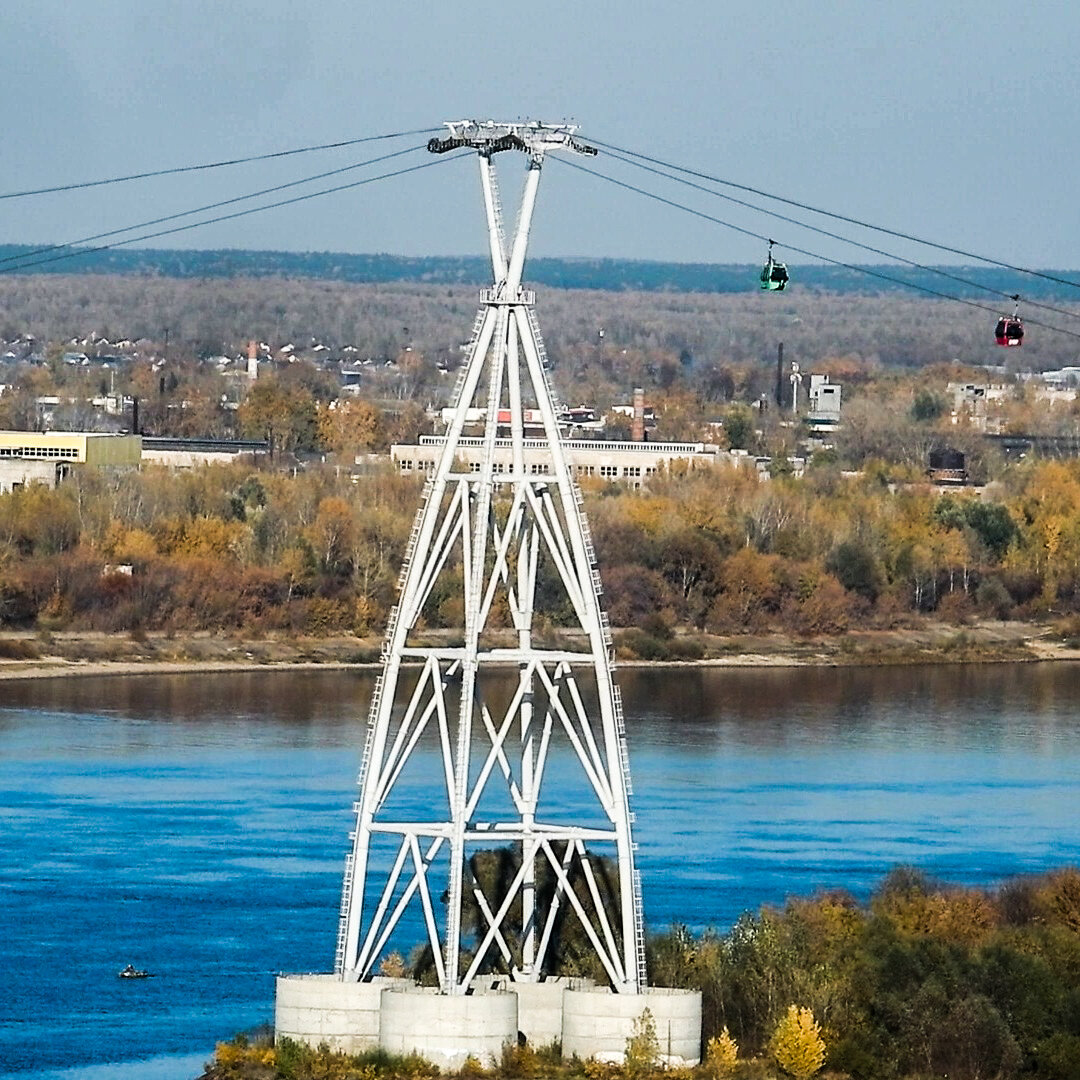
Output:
[995,316,1024,347]
[760,260,789,291]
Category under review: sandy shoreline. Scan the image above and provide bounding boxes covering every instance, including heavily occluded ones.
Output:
[2,622,1079,682]
[0,654,814,682]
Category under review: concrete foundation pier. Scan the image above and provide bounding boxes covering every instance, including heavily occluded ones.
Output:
[274,974,411,1053]
[378,985,518,1069]
[491,976,596,1047]
[560,986,703,1066]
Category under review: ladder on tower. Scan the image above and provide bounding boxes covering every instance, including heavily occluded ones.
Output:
[632,866,647,990]
[612,683,633,797]
[334,851,356,974]
[449,310,488,410]
[526,306,565,414]
[489,172,507,258]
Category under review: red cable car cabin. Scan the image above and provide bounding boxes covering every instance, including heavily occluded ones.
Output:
[995,315,1024,347]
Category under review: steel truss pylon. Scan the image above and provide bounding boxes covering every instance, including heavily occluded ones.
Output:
[336,122,644,996]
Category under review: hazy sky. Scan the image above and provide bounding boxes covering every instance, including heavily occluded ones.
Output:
[4,1,1078,269]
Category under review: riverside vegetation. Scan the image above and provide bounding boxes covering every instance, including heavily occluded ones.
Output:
[4,455,1080,660]
[200,868,1080,1080]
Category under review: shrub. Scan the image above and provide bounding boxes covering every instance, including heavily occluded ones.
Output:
[976,576,1014,619]
[614,629,670,661]
[378,950,407,978]
[667,636,706,661]
[498,1041,543,1078]
[0,637,40,660]
[624,1007,660,1075]
[704,1027,739,1078]
[935,590,974,624]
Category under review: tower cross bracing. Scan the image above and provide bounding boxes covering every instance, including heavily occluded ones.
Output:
[336,121,644,996]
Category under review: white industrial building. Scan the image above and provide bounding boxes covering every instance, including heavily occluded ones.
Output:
[393,435,731,488]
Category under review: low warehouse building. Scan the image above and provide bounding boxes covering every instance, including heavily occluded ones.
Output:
[0,431,141,492]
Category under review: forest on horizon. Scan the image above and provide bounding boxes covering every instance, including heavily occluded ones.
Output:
[2,269,1079,376]
[4,243,1080,303]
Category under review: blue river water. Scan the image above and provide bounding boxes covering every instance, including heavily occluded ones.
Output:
[1,663,1079,1077]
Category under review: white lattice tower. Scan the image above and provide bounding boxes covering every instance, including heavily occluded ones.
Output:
[336,121,644,995]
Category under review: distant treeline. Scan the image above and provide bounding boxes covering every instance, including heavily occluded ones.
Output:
[3,243,1079,301]
[6,455,1080,644]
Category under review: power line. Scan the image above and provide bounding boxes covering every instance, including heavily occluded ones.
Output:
[553,156,1080,343]
[0,153,466,276]
[584,135,1080,292]
[597,146,1080,324]
[0,127,442,201]
[0,144,426,272]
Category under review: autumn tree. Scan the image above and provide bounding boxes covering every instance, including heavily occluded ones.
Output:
[655,527,724,625]
[704,1027,739,1078]
[237,377,318,456]
[307,496,357,576]
[317,398,383,459]
[770,1005,826,1080]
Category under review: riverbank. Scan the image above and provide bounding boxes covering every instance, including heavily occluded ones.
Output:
[2,619,1079,681]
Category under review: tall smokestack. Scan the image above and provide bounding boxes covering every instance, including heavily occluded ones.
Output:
[632,387,645,442]
[247,340,259,381]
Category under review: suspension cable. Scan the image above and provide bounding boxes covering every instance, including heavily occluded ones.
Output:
[0,145,426,272]
[0,127,443,201]
[583,135,1080,292]
[0,154,467,276]
[599,147,1080,323]
[553,156,1080,342]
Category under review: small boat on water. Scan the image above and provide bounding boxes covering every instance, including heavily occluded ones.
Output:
[117,964,152,979]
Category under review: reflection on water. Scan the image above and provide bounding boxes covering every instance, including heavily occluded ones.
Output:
[2,664,1079,1076]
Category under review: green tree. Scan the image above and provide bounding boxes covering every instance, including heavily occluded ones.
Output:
[722,404,754,450]
[965,501,1016,560]
[826,539,883,602]
[911,388,946,422]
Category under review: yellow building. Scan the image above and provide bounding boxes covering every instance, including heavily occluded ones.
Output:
[0,431,141,492]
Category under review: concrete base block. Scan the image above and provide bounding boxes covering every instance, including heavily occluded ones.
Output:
[274,974,410,1053]
[379,985,518,1070]
[491,976,596,1048]
[561,986,703,1066]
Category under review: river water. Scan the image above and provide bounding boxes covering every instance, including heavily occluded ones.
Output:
[2,664,1079,1077]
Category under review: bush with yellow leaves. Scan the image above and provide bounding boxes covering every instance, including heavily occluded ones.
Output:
[623,1007,661,1077]
[703,1026,739,1079]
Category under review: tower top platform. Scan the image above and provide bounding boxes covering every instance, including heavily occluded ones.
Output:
[427,120,597,159]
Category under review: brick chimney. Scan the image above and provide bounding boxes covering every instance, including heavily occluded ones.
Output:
[247,340,258,381]
[631,387,645,442]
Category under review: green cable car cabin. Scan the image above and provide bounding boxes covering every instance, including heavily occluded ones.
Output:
[760,241,789,291]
